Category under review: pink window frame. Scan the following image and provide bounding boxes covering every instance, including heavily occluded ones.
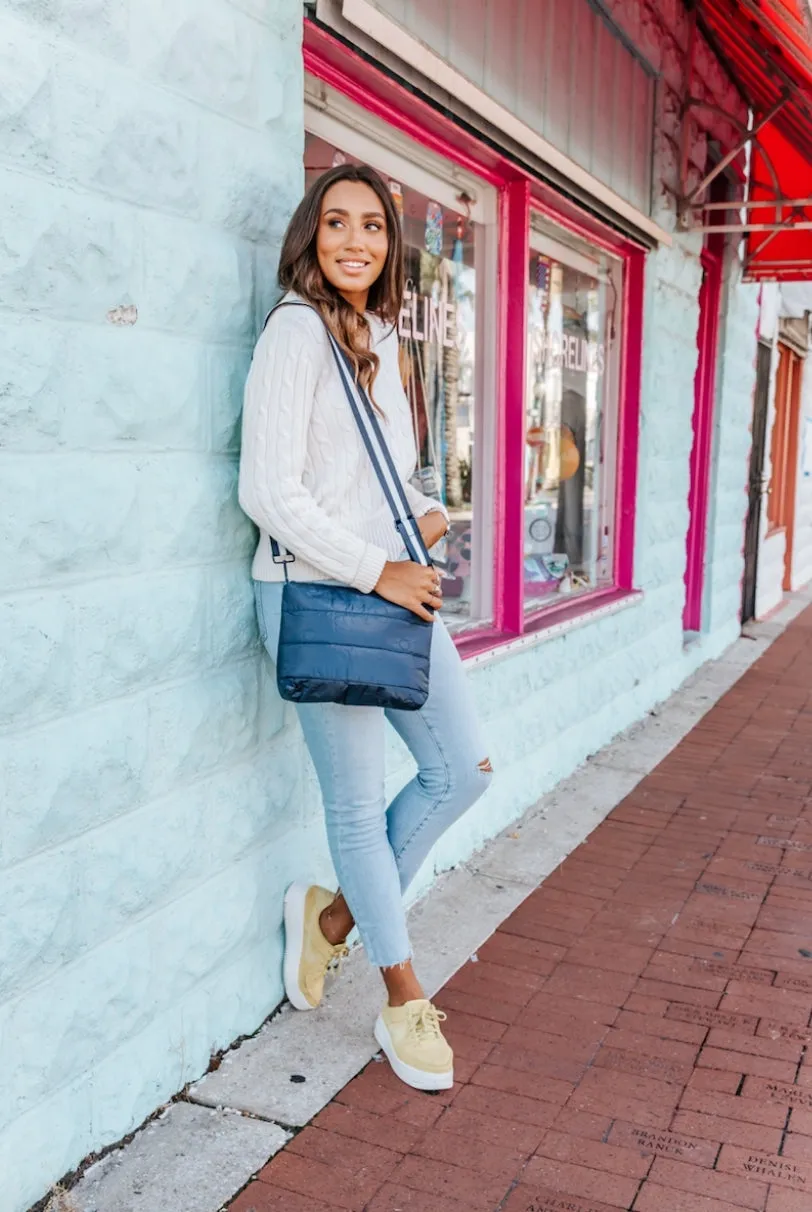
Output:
[304,19,645,657]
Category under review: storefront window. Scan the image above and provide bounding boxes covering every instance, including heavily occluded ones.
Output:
[524,225,621,610]
[396,188,477,625]
[305,133,482,626]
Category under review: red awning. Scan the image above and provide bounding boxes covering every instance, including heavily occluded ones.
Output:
[693,0,812,279]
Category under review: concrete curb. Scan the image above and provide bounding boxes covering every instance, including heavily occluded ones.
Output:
[67,588,812,1212]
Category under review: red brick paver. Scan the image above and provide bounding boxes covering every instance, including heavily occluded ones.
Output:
[230,608,812,1211]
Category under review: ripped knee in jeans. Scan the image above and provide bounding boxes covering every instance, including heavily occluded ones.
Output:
[478,757,493,775]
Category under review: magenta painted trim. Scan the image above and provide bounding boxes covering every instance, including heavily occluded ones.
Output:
[615,250,645,591]
[495,178,530,635]
[523,585,636,633]
[456,588,643,661]
[683,245,723,631]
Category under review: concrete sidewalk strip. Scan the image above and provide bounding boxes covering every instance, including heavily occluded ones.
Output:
[67,588,812,1212]
[72,1104,289,1212]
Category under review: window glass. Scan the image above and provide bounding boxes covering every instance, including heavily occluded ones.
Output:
[305,133,481,626]
[524,230,620,609]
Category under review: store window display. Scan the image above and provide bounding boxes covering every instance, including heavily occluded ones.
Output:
[524,228,621,610]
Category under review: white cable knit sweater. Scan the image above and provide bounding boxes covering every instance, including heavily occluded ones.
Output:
[238,294,447,592]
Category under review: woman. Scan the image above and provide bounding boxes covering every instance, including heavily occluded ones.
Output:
[238,163,492,1092]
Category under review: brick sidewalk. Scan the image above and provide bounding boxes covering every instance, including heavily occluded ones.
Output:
[229,607,812,1212]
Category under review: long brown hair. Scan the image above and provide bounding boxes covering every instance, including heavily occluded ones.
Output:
[278,164,404,397]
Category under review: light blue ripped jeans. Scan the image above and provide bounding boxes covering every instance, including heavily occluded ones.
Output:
[254,581,491,968]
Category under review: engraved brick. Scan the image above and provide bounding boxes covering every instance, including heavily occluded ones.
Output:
[742,1078,812,1110]
[608,1121,718,1166]
[693,960,774,985]
[666,1004,758,1033]
[717,1144,812,1191]
[694,882,763,902]
[775,972,812,993]
[502,1186,621,1212]
[758,837,812,852]
[759,1021,812,1046]
[520,1157,640,1209]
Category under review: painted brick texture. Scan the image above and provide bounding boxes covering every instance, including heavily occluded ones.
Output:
[0,2,759,1210]
[0,2,305,1208]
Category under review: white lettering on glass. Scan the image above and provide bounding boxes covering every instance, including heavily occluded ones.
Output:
[398,288,456,348]
[538,332,605,375]
[411,291,424,341]
[429,298,441,344]
[398,300,411,337]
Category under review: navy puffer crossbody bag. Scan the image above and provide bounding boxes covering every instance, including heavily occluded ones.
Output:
[267,302,434,711]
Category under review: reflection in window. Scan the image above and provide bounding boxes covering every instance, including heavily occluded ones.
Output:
[304,134,479,626]
[396,189,476,625]
[525,240,619,609]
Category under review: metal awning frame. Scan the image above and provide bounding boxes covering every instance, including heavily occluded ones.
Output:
[675,93,812,238]
[672,4,812,280]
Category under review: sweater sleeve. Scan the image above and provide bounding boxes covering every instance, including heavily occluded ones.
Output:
[238,313,388,593]
[403,481,450,524]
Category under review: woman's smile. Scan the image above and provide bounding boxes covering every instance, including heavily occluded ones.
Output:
[336,258,371,274]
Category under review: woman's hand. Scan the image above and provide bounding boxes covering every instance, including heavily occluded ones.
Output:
[417,510,448,550]
[374,561,443,622]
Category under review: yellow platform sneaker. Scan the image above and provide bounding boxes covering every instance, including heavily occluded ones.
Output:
[374,998,454,1091]
[283,882,348,1011]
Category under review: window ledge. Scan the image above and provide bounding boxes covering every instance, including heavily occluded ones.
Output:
[457,588,644,669]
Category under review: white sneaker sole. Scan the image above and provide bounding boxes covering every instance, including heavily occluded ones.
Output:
[374,1014,454,1091]
[283,882,315,1012]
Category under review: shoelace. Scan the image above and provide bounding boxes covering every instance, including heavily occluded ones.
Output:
[326,943,349,979]
[409,1003,447,1042]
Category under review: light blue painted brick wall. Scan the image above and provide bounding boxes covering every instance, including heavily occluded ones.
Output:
[0,3,759,1210]
[0,1,305,1207]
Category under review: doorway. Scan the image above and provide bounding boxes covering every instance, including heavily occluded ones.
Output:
[741,341,772,623]
[768,340,803,591]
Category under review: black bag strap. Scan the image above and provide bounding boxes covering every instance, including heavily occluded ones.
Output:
[264,300,433,572]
